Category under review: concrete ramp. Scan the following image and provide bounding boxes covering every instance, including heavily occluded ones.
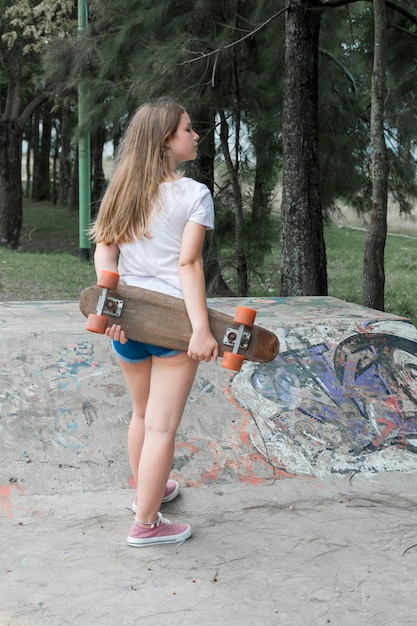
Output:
[3,297,417,626]
[1,295,417,503]
[0,300,275,504]
[220,296,417,477]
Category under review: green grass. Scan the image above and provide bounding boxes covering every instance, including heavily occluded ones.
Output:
[226,221,417,327]
[18,202,81,254]
[0,248,96,301]
[1,199,417,327]
[0,200,96,301]
[326,225,417,324]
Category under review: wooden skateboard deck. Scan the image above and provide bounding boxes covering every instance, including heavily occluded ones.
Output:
[79,272,279,370]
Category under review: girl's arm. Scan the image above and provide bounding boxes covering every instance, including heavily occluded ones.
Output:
[179,221,218,363]
[94,241,119,276]
[94,242,128,344]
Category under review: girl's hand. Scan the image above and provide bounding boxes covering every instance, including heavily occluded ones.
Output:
[105,324,128,344]
[187,329,218,363]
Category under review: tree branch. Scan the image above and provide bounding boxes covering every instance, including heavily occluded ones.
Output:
[178,6,287,65]
[321,0,417,26]
[18,92,50,129]
[180,0,417,68]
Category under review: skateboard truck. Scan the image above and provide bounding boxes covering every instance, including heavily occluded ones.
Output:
[223,327,251,351]
[221,306,257,371]
[97,292,124,318]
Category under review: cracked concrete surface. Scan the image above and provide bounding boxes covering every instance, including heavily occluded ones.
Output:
[1,299,417,625]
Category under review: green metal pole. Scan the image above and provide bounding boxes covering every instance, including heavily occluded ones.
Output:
[78,0,91,262]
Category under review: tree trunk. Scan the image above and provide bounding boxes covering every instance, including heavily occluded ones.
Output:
[91,125,107,218]
[251,124,279,262]
[0,119,23,249]
[362,0,388,311]
[24,121,32,198]
[70,145,79,210]
[59,101,73,207]
[34,104,52,202]
[51,118,59,205]
[186,108,232,297]
[280,0,327,296]
[219,109,248,297]
[0,26,47,247]
[31,109,41,201]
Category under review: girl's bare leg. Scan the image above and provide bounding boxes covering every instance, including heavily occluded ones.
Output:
[119,351,198,523]
[120,358,152,488]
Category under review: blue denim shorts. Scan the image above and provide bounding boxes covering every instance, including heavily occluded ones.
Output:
[112,339,180,363]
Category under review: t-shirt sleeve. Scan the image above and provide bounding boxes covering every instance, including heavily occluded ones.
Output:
[188,184,215,230]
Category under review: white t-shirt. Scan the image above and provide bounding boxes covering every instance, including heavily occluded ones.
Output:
[118,177,214,298]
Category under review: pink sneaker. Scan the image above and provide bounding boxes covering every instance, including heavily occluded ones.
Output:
[131,480,179,514]
[127,513,192,547]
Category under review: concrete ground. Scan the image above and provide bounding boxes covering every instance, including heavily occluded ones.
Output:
[1,299,417,626]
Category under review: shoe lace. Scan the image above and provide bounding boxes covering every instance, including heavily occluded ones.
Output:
[159,515,173,527]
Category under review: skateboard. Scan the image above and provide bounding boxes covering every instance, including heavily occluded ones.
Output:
[79,271,279,371]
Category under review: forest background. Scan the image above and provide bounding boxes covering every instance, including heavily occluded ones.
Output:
[1,0,417,319]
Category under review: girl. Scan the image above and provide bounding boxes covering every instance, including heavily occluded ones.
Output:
[91,99,218,547]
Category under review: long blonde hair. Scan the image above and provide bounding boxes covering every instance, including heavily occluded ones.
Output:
[91,99,186,244]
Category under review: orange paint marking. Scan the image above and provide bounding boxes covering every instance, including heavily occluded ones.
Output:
[386,397,402,417]
[0,483,25,518]
[175,441,199,455]
[171,384,295,486]
[223,386,250,414]
[371,417,397,448]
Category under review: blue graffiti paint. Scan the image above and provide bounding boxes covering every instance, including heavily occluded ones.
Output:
[251,331,417,456]
[49,343,100,451]
[56,342,100,377]
[52,408,88,451]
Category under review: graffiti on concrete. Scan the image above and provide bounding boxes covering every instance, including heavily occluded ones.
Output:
[232,318,417,476]
[3,298,417,495]
[1,341,100,449]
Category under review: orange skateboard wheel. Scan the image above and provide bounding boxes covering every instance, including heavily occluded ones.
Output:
[234,306,256,327]
[221,351,245,371]
[86,313,108,334]
[97,270,119,291]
